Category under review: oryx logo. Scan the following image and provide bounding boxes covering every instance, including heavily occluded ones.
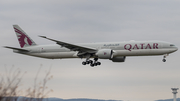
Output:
[104,52,107,55]
[14,28,32,48]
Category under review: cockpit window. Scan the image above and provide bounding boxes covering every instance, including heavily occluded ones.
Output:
[170,44,175,46]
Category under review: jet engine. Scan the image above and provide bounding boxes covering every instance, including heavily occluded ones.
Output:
[110,56,126,62]
[95,49,114,59]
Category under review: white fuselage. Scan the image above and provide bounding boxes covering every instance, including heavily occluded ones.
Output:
[13,41,178,59]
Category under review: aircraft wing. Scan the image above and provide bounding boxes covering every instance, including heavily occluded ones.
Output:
[39,36,97,53]
[4,46,29,52]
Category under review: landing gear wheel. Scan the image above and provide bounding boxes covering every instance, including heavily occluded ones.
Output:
[86,61,90,64]
[94,63,97,66]
[90,64,94,67]
[162,59,166,62]
[82,61,86,65]
[97,62,101,65]
[89,60,93,64]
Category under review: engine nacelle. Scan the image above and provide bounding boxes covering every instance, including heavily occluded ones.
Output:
[96,49,113,59]
[111,56,126,62]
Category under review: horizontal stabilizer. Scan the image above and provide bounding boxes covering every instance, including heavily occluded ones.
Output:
[4,46,29,52]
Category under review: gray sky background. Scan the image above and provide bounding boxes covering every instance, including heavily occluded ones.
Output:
[1,0,180,101]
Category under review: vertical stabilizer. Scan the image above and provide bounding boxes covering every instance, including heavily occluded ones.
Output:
[13,25,36,48]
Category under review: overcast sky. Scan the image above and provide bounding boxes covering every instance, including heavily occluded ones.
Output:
[1,0,180,101]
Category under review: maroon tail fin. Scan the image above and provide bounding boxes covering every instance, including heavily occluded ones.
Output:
[13,25,36,48]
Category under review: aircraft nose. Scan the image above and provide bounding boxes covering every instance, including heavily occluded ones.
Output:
[175,47,178,51]
[172,46,178,52]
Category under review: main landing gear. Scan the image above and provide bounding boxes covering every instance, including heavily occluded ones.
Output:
[82,58,101,67]
[162,54,168,62]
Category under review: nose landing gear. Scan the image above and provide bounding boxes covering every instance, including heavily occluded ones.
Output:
[162,54,168,62]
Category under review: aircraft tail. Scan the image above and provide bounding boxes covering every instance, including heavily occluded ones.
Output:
[13,25,36,48]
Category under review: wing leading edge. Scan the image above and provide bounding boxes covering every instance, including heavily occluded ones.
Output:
[39,36,97,53]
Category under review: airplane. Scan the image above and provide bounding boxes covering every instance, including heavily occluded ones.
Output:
[4,25,178,67]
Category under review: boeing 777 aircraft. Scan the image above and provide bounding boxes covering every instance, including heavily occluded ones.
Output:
[4,25,178,67]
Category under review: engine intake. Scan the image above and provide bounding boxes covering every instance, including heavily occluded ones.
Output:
[111,56,126,62]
